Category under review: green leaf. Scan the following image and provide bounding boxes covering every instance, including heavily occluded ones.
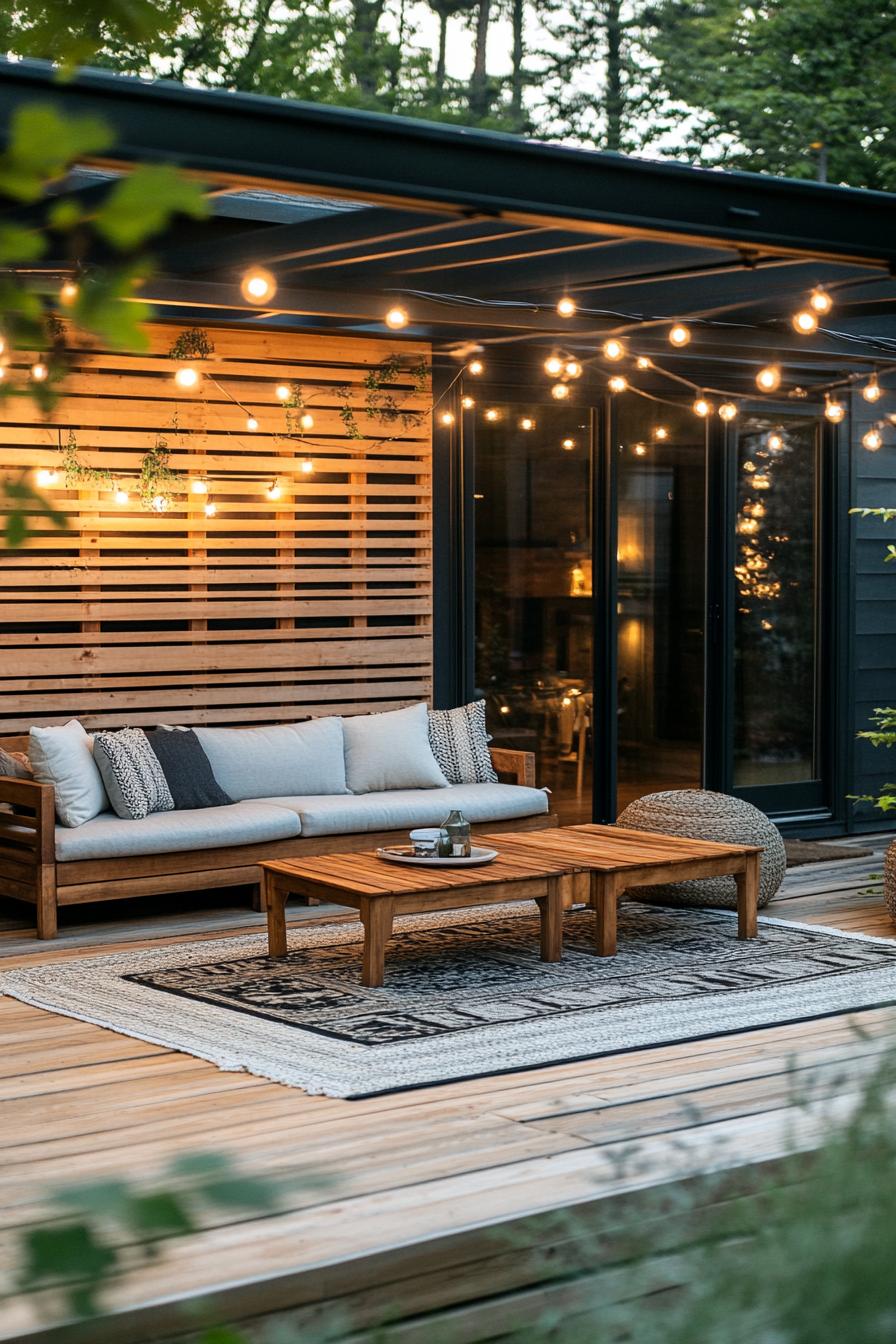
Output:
[94,166,208,250]
[126,1191,195,1237]
[20,1223,117,1289]
[0,223,46,264]
[71,262,152,351]
[48,198,85,232]
[168,1152,235,1180]
[56,1179,133,1219]
[0,105,113,203]
[200,1175,281,1212]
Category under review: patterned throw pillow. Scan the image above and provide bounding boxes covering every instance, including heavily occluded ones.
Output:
[93,729,175,821]
[428,701,498,785]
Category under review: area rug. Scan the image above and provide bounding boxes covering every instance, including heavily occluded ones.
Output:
[4,904,896,1099]
[784,840,874,867]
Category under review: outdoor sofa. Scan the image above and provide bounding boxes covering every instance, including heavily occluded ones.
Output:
[0,703,552,939]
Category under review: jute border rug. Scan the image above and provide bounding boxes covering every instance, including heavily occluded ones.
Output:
[4,903,896,1098]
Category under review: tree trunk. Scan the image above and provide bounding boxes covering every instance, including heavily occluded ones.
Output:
[232,0,276,88]
[469,0,492,119]
[604,0,624,151]
[510,0,524,128]
[348,0,388,101]
[435,10,448,99]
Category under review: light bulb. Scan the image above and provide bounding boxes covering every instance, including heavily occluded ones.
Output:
[669,324,691,347]
[863,375,882,403]
[551,382,571,399]
[31,361,49,382]
[266,481,283,501]
[174,365,200,389]
[240,267,276,304]
[384,305,409,330]
[301,458,314,474]
[275,384,291,402]
[603,339,625,361]
[114,487,130,505]
[792,309,818,335]
[608,375,627,393]
[562,437,575,450]
[719,402,738,421]
[151,494,168,513]
[299,412,314,431]
[768,433,784,451]
[544,355,563,376]
[557,296,576,317]
[59,279,78,306]
[190,478,208,495]
[633,442,648,456]
[743,460,756,473]
[863,427,883,451]
[204,500,217,518]
[35,468,58,487]
[246,416,259,431]
[461,395,475,409]
[824,397,845,423]
[468,359,484,375]
[564,359,582,379]
[519,416,535,431]
[439,411,455,426]
[484,408,500,421]
[654,426,669,441]
[636,356,651,370]
[753,473,771,490]
[756,365,781,392]
[810,286,833,315]
[693,397,712,417]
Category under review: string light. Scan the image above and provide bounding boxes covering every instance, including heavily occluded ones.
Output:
[603,339,626,361]
[636,356,651,370]
[863,427,883,451]
[301,457,314,474]
[792,309,818,335]
[718,402,738,421]
[768,433,784,451]
[114,486,130,505]
[59,279,78,306]
[384,305,409,330]
[461,395,475,410]
[654,426,669,441]
[565,359,582,379]
[204,500,217,518]
[556,296,576,317]
[608,375,627,393]
[753,473,771,490]
[468,359,484,375]
[824,395,845,423]
[544,355,563,376]
[633,442,648,456]
[31,361,49,382]
[174,365,200,389]
[439,411,455,426]
[35,468,58,487]
[669,324,691,348]
[863,374,882,403]
[299,413,315,431]
[519,416,535,431]
[810,286,833,315]
[743,460,756,473]
[551,383,571,399]
[240,267,276,304]
[562,437,575,450]
[190,478,208,495]
[265,480,283,501]
[150,495,169,513]
[246,416,259,431]
[485,408,501,421]
[275,383,291,401]
[693,396,713,418]
[756,365,781,392]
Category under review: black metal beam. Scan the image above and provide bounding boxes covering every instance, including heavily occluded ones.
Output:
[1,59,894,269]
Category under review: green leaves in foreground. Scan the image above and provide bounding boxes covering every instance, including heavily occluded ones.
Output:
[93,164,208,251]
[1,473,68,547]
[0,104,113,203]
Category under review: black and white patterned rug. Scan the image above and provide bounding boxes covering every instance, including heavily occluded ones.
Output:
[4,903,896,1098]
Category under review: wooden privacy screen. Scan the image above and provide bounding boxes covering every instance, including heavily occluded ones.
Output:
[0,323,433,732]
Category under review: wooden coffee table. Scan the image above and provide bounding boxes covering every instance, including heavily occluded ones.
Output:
[261,848,578,986]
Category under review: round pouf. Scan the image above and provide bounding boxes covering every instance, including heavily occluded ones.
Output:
[884,840,896,925]
[616,789,785,910]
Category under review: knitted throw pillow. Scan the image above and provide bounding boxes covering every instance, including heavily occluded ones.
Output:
[428,701,498,785]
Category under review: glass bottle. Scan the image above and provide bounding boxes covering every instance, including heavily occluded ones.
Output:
[444,809,472,858]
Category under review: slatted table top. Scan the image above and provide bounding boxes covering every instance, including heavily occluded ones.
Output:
[261,824,761,898]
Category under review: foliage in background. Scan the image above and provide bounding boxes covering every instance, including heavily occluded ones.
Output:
[851,506,896,819]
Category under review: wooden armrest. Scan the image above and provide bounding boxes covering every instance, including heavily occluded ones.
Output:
[0,774,57,937]
[489,747,537,788]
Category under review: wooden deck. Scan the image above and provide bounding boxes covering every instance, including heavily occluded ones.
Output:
[1,834,894,1341]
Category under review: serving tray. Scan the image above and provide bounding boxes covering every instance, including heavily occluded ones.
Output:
[375,845,498,867]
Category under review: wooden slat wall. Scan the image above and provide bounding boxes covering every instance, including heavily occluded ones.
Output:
[0,323,433,732]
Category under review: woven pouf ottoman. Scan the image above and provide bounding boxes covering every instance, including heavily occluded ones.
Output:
[617,789,785,910]
[884,840,896,925]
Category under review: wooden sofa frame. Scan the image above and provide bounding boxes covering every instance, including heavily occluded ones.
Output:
[0,739,552,939]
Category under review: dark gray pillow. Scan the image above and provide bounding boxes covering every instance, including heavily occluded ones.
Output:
[145,728,233,810]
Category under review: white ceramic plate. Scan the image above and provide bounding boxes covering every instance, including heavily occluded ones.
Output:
[375,846,499,867]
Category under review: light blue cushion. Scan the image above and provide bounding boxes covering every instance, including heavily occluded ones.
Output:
[55,801,300,862]
[194,718,349,802]
[264,782,549,838]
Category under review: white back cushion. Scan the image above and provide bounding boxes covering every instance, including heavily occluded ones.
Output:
[29,720,109,827]
[194,718,348,802]
[343,703,449,794]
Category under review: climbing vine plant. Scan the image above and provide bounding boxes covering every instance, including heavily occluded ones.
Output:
[56,426,184,511]
[285,355,429,443]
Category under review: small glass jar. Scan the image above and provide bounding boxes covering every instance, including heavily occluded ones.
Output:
[444,809,472,858]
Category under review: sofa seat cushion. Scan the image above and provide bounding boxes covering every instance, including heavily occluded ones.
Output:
[264,782,549,838]
[55,801,301,863]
